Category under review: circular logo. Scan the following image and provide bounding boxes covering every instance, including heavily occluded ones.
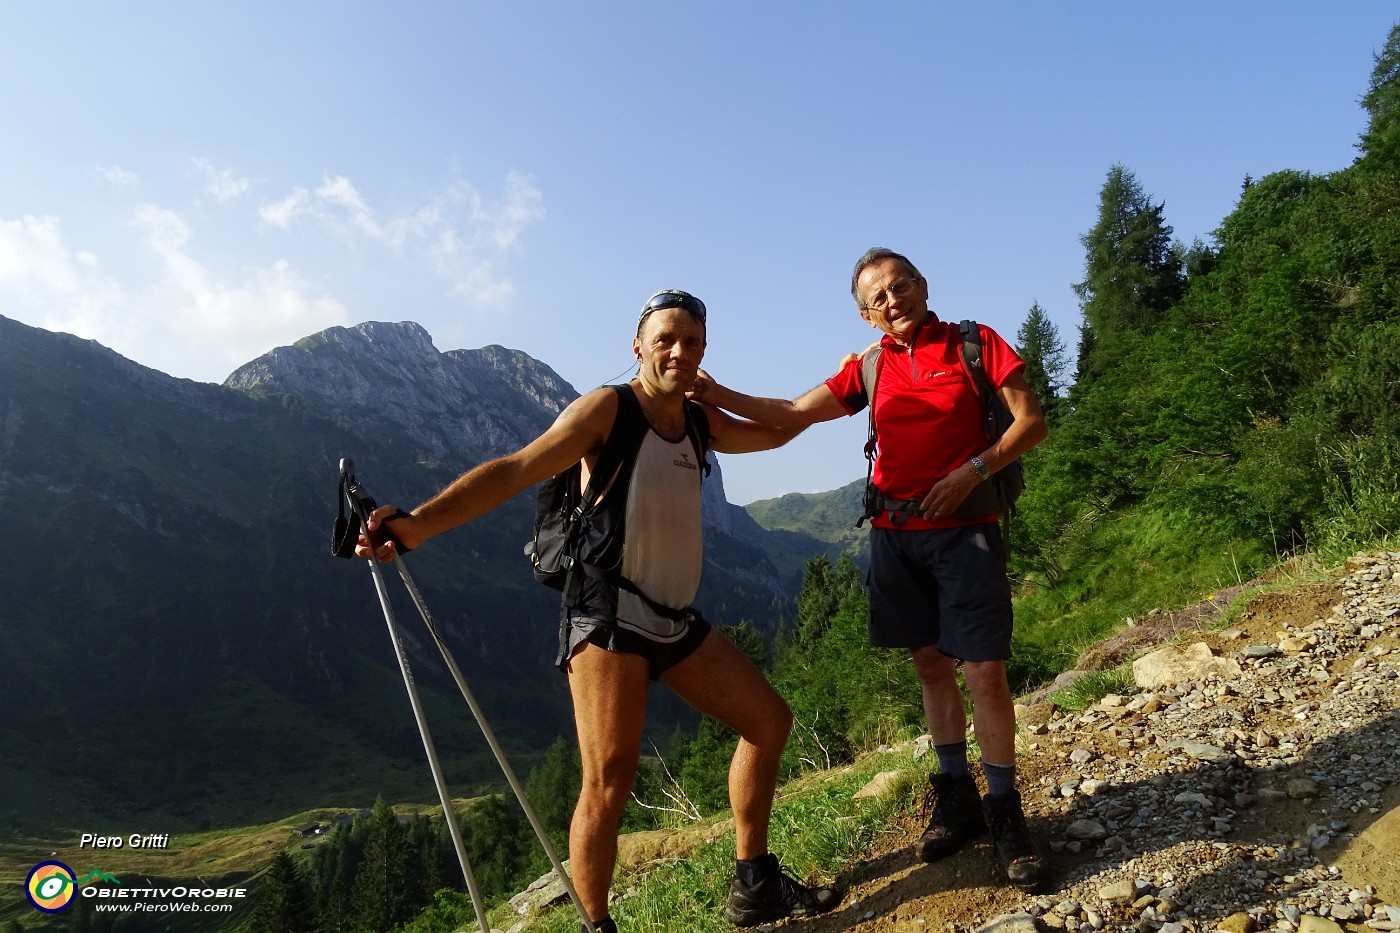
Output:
[26,861,77,913]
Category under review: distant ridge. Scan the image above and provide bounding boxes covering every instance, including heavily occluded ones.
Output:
[0,314,832,835]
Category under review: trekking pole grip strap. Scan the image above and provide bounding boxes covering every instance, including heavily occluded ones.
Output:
[333,466,413,558]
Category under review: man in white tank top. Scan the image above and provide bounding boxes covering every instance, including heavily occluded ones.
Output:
[358,290,841,932]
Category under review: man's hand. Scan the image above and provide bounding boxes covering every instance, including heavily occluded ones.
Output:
[918,463,982,521]
[355,504,418,563]
[839,340,883,368]
[688,368,720,405]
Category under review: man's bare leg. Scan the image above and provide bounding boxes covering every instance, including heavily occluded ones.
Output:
[660,629,791,859]
[911,645,965,744]
[565,642,651,923]
[963,658,1016,766]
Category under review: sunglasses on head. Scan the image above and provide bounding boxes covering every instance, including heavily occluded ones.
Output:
[639,290,707,325]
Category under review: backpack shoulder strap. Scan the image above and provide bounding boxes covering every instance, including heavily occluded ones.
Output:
[682,399,712,478]
[958,319,985,380]
[859,346,883,407]
[958,319,998,442]
[580,384,651,504]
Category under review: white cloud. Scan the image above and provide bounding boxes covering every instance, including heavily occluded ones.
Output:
[0,209,349,383]
[191,158,250,203]
[259,188,310,229]
[98,165,141,187]
[0,215,125,339]
[261,171,545,306]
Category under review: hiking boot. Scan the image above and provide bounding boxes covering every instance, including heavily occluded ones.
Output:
[983,790,1046,892]
[724,858,840,927]
[581,920,617,933]
[917,772,987,862]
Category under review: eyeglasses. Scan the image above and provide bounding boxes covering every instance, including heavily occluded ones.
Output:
[863,277,917,313]
[639,289,707,325]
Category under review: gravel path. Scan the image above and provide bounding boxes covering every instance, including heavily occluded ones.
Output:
[795,551,1400,933]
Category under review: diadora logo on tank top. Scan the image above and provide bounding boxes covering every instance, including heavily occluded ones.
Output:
[673,452,699,471]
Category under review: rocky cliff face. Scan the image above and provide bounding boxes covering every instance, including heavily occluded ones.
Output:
[225,321,575,464]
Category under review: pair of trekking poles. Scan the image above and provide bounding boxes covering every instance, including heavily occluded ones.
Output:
[333,459,595,933]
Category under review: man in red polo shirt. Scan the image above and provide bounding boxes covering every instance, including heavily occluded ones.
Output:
[691,248,1049,891]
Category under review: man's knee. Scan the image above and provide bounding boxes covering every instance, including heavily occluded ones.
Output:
[770,699,794,743]
[962,659,1011,700]
[910,647,957,687]
[740,694,793,750]
[579,756,638,810]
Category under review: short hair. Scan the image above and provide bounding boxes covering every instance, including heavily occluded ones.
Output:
[851,248,922,310]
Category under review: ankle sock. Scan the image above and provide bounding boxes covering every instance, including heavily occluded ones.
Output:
[934,740,970,778]
[982,760,1017,798]
[736,852,778,887]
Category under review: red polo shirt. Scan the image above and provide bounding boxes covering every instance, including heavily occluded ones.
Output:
[825,317,1025,530]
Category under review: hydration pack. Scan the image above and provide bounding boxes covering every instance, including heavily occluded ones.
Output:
[525,384,710,605]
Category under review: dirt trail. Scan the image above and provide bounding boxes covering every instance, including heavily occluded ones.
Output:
[782,552,1400,933]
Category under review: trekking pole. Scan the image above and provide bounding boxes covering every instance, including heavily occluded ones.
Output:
[339,461,493,933]
[337,460,595,933]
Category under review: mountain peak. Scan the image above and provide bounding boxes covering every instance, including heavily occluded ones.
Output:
[297,320,439,357]
[224,319,578,465]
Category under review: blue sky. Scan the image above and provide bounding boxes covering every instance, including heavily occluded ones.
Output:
[2,3,1395,504]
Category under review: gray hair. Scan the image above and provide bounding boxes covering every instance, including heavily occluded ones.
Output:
[851,248,922,310]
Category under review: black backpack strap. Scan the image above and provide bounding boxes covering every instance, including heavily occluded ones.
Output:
[579,385,647,506]
[958,319,1015,560]
[682,399,712,478]
[560,385,650,604]
[856,347,885,527]
[958,320,1000,445]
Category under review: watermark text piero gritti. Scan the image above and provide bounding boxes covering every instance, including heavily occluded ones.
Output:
[79,833,170,849]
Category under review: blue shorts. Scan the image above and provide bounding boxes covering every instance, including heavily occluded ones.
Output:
[867,523,1013,661]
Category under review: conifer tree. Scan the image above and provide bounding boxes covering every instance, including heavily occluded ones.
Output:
[353,798,416,933]
[1073,164,1184,377]
[1359,22,1400,166]
[526,736,581,858]
[251,851,315,933]
[1015,301,1068,416]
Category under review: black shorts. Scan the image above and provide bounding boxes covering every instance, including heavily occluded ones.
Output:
[555,609,711,681]
[867,523,1013,661]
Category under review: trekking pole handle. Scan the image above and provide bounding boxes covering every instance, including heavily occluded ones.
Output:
[339,459,412,554]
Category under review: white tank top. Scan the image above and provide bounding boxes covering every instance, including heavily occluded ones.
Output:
[614,428,704,639]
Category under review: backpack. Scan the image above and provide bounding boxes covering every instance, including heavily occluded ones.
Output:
[856,319,1025,532]
[525,384,710,607]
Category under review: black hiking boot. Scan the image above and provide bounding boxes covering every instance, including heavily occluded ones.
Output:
[724,856,841,927]
[917,772,987,862]
[983,790,1046,892]
[581,919,617,933]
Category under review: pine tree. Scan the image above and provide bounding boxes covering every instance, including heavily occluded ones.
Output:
[791,555,837,647]
[1015,301,1069,415]
[1073,164,1184,377]
[1359,22,1400,167]
[353,798,416,933]
[251,851,315,933]
[312,818,365,933]
[525,736,581,859]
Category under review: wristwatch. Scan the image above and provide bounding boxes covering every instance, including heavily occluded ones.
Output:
[970,456,990,481]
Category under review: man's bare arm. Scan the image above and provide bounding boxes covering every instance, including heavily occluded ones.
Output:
[690,370,848,430]
[699,403,809,455]
[356,389,616,560]
[915,369,1048,521]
